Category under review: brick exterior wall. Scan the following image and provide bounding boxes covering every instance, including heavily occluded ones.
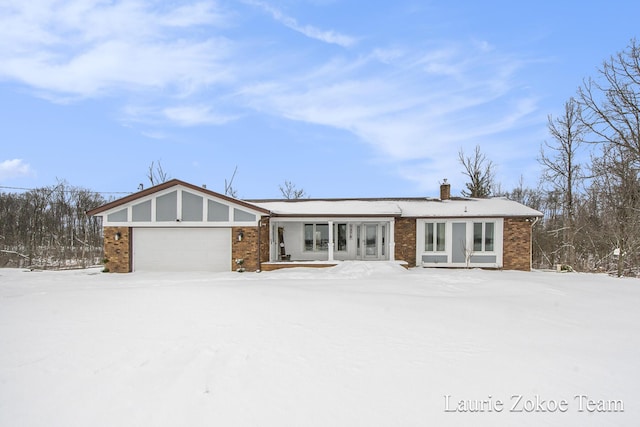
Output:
[231,226,259,272]
[103,226,131,273]
[259,217,270,268]
[232,217,270,272]
[103,216,533,273]
[395,218,417,267]
[503,217,533,271]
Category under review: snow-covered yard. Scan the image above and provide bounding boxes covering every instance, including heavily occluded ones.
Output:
[1,263,638,427]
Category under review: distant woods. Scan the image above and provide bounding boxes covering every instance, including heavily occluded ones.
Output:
[468,39,640,276]
[0,181,106,269]
[532,40,640,276]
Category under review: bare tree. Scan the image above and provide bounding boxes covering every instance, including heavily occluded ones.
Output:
[590,143,640,276]
[279,180,308,199]
[224,166,238,198]
[572,38,640,275]
[539,97,587,267]
[577,38,640,163]
[0,181,105,269]
[458,145,495,198]
[460,239,474,269]
[504,40,640,274]
[147,160,170,187]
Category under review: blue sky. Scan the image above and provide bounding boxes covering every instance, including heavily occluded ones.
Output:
[1,0,638,199]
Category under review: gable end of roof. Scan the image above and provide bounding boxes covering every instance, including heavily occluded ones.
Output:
[86,179,271,216]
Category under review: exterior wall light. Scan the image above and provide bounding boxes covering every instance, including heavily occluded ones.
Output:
[237,230,244,241]
[115,232,122,241]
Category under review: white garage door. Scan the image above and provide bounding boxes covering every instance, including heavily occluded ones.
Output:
[133,228,231,272]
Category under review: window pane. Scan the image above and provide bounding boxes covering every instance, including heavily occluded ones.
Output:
[473,223,483,251]
[365,225,377,256]
[304,224,313,251]
[107,208,127,222]
[436,223,446,252]
[156,191,177,221]
[336,223,347,251]
[234,209,256,222]
[133,200,152,222]
[208,200,229,221]
[485,223,494,251]
[425,223,434,251]
[182,192,203,221]
[316,224,329,251]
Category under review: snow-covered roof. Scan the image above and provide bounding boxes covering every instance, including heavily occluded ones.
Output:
[251,199,403,216]
[87,179,542,220]
[250,197,543,218]
[397,197,543,218]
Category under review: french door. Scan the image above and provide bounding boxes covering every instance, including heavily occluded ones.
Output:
[358,223,387,260]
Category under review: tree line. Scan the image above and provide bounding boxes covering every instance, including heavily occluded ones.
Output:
[461,39,640,276]
[531,39,639,276]
[0,181,106,269]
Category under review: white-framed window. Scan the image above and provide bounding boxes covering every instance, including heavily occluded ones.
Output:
[304,223,329,251]
[425,222,446,252]
[334,223,347,251]
[473,222,495,252]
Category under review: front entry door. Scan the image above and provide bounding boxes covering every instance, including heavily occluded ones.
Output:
[452,222,467,264]
[364,224,378,259]
[357,223,387,260]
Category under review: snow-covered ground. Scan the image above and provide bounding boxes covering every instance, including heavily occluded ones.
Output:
[1,263,638,427]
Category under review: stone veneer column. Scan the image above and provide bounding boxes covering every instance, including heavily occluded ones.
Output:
[231,226,261,272]
[502,217,533,271]
[259,217,270,267]
[394,218,417,267]
[103,226,131,273]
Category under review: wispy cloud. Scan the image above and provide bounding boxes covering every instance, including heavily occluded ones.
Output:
[163,105,238,126]
[0,1,231,98]
[3,39,233,99]
[241,41,540,190]
[244,0,356,47]
[120,103,238,128]
[0,2,541,192]
[140,130,169,140]
[0,159,33,181]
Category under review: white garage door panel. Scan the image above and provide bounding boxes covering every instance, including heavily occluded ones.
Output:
[133,228,231,272]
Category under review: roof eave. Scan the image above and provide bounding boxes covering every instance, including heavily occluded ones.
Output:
[269,213,402,218]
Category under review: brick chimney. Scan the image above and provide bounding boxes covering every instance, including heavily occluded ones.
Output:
[440,179,451,200]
